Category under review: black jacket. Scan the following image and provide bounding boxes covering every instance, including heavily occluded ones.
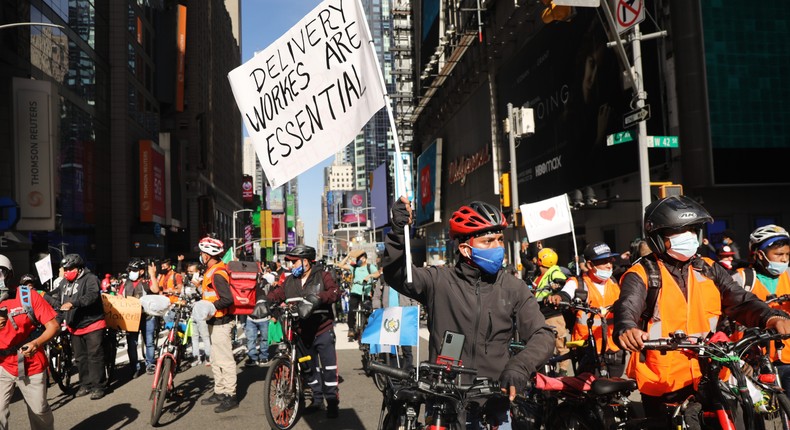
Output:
[382,230,555,383]
[62,268,105,331]
[267,264,340,343]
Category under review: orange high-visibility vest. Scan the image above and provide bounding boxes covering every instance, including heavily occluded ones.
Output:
[736,267,790,364]
[202,262,229,318]
[625,258,721,396]
[571,275,620,353]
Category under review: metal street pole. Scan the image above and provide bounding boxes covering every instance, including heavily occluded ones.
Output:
[232,209,253,261]
[507,103,522,277]
[632,24,652,213]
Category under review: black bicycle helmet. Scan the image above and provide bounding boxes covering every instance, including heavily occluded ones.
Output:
[449,201,508,240]
[127,258,147,271]
[644,195,713,254]
[285,245,316,261]
[61,253,85,269]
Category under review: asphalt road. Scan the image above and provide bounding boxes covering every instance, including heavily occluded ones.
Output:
[6,322,430,430]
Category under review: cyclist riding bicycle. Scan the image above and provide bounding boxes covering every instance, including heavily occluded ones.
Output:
[613,195,790,418]
[732,224,790,389]
[384,198,555,429]
[266,245,341,418]
[338,250,380,341]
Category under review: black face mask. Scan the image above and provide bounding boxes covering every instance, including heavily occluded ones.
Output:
[157,268,168,276]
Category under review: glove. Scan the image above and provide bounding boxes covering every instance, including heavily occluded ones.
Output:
[305,293,321,307]
[390,197,412,235]
[250,299,270,320]
[499,368,530,393]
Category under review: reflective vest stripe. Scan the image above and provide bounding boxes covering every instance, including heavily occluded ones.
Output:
[571,276,620,353]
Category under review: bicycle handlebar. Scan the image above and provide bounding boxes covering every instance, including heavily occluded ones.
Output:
[368,360,412,381]
[368,360,499,398]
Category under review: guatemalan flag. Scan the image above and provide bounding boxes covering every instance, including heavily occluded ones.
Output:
[361,306,420,348]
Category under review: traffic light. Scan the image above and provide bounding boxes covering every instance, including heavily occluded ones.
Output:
[540,0,573,24]
[499,173,511,210]
[659,184,683,198]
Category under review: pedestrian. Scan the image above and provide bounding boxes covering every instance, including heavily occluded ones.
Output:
[267,245,340,418]
[0,255,59,430]
[59,253,108,400]
[244,273,270,367]
[122,258,157,377]
[186,262,211,366]
[338,251,380,341]
[197,236,239,413]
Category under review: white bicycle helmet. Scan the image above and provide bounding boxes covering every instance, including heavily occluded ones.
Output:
[0,254,12,273]
[749,225,790,252]
[198,236,224,256]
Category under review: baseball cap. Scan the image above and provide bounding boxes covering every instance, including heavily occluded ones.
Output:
[583,242,619,262]
[717,245,736,257]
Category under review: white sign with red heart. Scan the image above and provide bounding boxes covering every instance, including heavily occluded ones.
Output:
[520,194,573,242]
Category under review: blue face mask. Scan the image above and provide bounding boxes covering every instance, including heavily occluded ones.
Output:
[468,246,505,275]
[766,260,789,277]
[666,231,699,262]
[292,264,305,278]
[593,267,613,281]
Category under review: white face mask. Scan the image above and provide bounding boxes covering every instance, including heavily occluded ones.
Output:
[593,267,613,281]
[129,271,140,281]
[666,231,700,262]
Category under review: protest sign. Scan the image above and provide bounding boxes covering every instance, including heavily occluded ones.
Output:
[102,295,142,332]
[228,0,385,188]
[34,254,53,285]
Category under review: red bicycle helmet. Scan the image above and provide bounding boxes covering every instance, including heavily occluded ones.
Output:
[449,201,508,239]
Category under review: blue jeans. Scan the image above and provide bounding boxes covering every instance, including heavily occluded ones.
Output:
[245,318,269,362]
[144,317,158,367]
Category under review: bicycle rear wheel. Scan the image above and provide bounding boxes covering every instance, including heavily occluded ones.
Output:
[760,392,790,430]
[264,357,303,430]
[150,357,173,426]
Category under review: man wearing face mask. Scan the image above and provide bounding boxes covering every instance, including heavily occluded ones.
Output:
[59,253,108,400]
[338,251,380,341]
[732,225,790,389]
[614,196,790,417]
[384,198,554,429]
[266,245,341,418]
[560,242,624,377]
[122,258,159,377]
[156,258,183,300]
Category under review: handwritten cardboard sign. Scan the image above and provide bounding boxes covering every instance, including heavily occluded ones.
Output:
[228,0,385,188]
[102,295,142,332]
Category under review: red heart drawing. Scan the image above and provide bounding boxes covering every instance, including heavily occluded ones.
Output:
[540,207,556,221]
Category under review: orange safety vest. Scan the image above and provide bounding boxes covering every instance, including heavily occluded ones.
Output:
[736,267,790,364]
[625,258,721,396]
[571,276,620,353]
[159,271,183,303]
[202,262,230,318]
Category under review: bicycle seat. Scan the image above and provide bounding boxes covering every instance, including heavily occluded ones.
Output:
[590,378,637,396]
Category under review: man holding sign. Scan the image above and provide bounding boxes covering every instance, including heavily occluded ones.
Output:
[384,199,555,428]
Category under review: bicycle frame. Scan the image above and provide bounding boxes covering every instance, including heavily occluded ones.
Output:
[150,303,189,393]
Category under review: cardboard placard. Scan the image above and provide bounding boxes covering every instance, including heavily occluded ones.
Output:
[102,294,142,332]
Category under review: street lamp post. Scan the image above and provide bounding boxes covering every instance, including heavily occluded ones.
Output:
[231,209,253,261]
[0,22,65,31]
[339,206,375,245]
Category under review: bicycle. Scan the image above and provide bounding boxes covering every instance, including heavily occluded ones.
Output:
[263,297,319,430]
[149,298,191,426]
[641,328,790,429]
[47,322,74,393]
[368,359,501,430]
[103,328,120,386]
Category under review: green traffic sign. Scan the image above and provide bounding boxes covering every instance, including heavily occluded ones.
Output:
[647,136,679,148]
[606,130,635,146]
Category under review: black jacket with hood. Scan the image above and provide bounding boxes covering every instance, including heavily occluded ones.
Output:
[62,268,105,330]
[382,230,555,385]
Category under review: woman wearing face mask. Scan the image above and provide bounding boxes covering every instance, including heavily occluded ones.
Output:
[614,196,790,419]
[732,225,790,388]
[385,199,555,429]
[122,258,160,377]
[561,242,625,376]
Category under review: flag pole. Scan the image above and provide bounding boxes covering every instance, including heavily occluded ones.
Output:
[356,0,413,284]
[565,194,581,277]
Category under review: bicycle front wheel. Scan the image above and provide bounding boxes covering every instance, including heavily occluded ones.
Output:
[760,392,790,430]
[150,357,173,426]
[264,357,303,430]
[49,343,74,392]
